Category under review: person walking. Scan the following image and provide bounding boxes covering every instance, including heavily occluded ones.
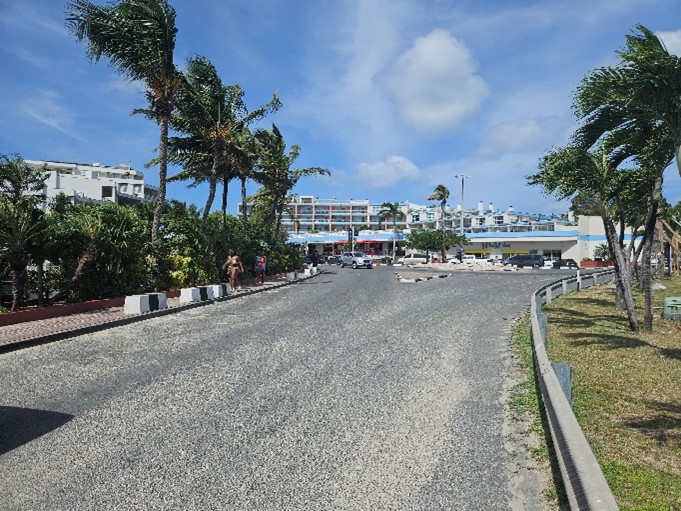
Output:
[223,249,244,293]
[255,250,267,285]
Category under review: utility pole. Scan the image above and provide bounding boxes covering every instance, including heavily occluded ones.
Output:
[454,174,470,261]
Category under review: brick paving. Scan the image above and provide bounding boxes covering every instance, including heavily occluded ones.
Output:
[0,275,302,352]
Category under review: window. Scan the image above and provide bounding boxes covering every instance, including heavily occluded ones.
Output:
[101,185,113,198]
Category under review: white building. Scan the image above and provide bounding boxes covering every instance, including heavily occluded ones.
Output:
[272,197,628,262]
[25,160,158,209]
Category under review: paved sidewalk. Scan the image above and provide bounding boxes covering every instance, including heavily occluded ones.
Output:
[0,274,310,353]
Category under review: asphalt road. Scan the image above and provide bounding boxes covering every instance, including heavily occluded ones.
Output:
[0,266,568,510]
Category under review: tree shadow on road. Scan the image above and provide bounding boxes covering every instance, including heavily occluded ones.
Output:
[0,406,73,455]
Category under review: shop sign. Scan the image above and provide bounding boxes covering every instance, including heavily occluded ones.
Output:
[481,242,511,249]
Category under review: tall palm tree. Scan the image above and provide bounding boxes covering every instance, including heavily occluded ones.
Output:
[573,24,681,331]
[574,25,681,175]
[378,202,404,262]
[528,145,653,332]
[66,0,181,247]
[253,124,329,240]
[428,184,450,261]
[168,57,280,229]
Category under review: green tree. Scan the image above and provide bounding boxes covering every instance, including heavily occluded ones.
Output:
[66,0,181,248]
[168,56,280,229]
[48,201,148,302]
[378,202,404,262]
[527,145,654,331]
[573,25,681,330]
[428,184,450,261]
[0,154,47,310]
[253,124,329,241]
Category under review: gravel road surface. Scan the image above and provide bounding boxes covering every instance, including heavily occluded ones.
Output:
[0,266,564,510]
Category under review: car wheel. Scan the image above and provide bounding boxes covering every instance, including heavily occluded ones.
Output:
[352,262,358,269]
[340,262,344,268]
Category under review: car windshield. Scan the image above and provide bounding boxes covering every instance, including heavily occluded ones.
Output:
[353,252,365,257]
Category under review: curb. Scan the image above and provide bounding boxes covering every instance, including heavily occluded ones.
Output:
[0,272,319,355]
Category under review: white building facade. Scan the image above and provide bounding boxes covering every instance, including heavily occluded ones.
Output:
[26,160,158,209]
[271,196,627,262]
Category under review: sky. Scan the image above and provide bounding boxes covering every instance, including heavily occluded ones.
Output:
[1,0,680,216]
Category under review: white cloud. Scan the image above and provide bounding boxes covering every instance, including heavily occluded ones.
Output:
[478,117,564,157]
[385,28,489,132]
[657,29,681,57]
[21,89,84,141]
[356,155,420,188]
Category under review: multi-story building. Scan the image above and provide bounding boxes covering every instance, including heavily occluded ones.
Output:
[25,160,159,209]
[262,196,624,262]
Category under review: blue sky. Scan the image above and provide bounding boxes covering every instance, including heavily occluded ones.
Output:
[1,0,680,215]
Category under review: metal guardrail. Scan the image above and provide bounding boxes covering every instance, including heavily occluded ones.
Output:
[530,269,620,510]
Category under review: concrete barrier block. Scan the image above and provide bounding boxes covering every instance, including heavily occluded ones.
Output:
[287,272,298,282]
[124,294,150,314]
[180,287,201,304]
[147,292,167,311]
[210,284,225,298]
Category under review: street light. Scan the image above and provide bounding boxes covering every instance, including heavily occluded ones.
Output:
[454,174,470,260]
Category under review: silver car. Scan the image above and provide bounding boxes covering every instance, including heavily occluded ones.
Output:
[339,251,373,269]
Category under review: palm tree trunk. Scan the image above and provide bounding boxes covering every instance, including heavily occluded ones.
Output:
[50,245,97,304]
[641,179,662,331]
[603,213,638,332]
[240,176,248,227]
[201,154,219,230]
[221,172,229,228]
[9,257,27,312]
[151,116,170,244]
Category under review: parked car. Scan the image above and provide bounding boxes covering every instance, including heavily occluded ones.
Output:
[552,258,579,269]
[340,251,373,269]
[326,255,342,265]
[399,253,430,265]
[502,254,546,268]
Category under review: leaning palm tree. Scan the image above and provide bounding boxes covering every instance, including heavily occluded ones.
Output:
[428,184,450,261]
[573,24,681,330]
[168,56,280,229]
[253,124,329,241]
[66,0,181,247]
[378,202,404,262]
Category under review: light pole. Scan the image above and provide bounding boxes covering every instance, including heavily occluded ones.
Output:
[454,174,470,260]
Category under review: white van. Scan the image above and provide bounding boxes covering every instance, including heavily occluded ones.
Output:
[400,253,430,265]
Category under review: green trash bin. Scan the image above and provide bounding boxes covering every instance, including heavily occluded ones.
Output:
[662,297,681,320]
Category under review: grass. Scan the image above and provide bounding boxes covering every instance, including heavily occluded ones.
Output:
[510,314,567,509]
[540,274,681,511]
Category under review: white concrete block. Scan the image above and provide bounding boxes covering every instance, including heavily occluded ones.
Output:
[180,287,201,304]
[287,272,298,281]
[210,284,224,298]
[124,294,150,314]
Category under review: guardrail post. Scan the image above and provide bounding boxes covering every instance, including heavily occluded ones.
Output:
[546,286,552,304]
[577,270,581,290]
[562,280,568,295]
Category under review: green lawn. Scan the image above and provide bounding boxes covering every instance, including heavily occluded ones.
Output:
[537,275,681,510]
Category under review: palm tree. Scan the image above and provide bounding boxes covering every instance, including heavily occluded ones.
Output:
[378,202,404,262]
[428,184,450,261]
[66,0,181,247]
[0,154,47,310]
[253,124,329,240]
[574,25,681,175]
[168,57,281,229]
[573,24,681,330]
[528,145,654,332]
